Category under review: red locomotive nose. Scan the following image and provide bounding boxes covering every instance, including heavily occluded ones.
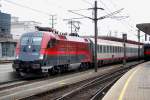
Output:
[39,32,51,55]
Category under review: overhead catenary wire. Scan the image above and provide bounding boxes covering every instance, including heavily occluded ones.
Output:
[98,0,136,32]
[68,10,93,20]
[3,0,50,15]
[69,8,90,11]
[81,0,93,7]
[107,0,145,41]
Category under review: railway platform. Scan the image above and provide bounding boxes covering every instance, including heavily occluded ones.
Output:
[103,61,150,100]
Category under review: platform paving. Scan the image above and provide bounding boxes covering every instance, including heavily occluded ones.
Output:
[103,61,150,100]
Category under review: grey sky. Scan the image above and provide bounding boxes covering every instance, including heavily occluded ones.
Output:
[0,0,149,42]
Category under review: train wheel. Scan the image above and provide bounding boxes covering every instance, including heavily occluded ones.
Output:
[79,63,88,70]
[64,64,69,72]
[49,67,57,75]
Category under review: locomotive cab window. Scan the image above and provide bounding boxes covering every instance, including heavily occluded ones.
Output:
[47,38,57,48]
[20,37,30,45]
[21,36,42,45]
[32,37,42,45]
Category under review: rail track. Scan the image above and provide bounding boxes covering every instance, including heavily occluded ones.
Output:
[0,62,123,91]
[21,61,144,100]
[55,66,131,100]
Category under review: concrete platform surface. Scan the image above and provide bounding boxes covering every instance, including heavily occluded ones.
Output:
[103,61,150,100]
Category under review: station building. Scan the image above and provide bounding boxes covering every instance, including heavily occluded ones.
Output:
[0,11,11,37]
[11,17,41,39]
[0,11,16,61]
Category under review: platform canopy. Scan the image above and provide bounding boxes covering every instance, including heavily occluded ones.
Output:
[136,23,150,35]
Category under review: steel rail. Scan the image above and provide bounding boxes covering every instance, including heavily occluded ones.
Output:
[55,66,131,100]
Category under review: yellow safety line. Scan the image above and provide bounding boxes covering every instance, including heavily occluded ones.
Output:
[118,66,141,100]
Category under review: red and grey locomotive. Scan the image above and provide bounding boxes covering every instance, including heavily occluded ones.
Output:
[13,30,92,76]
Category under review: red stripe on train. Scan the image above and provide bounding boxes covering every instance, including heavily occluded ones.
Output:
[144,51,150,55]
[43,50,90,55]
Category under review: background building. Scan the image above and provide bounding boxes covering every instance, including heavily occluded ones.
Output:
[11,17,41,39]
[0,11,12,38]
[0,11,16,61]
[0,13,42,61]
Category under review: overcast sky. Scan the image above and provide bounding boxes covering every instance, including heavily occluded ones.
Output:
[0,0,149,42]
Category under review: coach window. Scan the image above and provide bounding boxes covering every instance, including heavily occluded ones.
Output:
[99,45,101,53]
[119,47,121,53]
[99,45,100,53]
[107,46,109,53]
[116,46,118,53]
[105,46,107,53]
[120,47,122,53]
[113,47,115,53]
[113,46,115,53]
[103,46,105,53]
[110,46,112,53]
[103,46,104,53]
[117,47,118,53]
[97,45,99,52]
[105,46,106,53]
[126,47,128,53]
[127,47,129,53]
[98,45,100,53]
[111,46,113,53]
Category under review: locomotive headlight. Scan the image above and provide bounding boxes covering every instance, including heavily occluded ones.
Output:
[16,55,19,59]
[39,54,44,60]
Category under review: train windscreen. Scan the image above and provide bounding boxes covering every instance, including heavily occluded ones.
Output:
[20,36,42,53]
[21,37,42,46]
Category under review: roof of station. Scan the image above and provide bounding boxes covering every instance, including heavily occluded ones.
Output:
[136,23,150,35]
